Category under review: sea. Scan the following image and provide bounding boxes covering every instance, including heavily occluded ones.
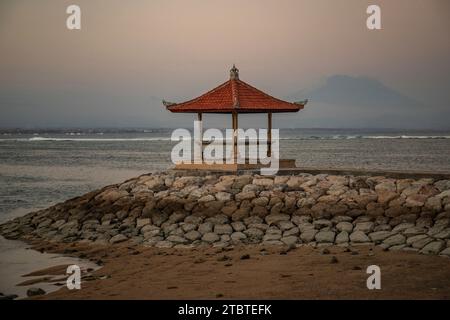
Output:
[1,127,450,297]
[0,128,450,222]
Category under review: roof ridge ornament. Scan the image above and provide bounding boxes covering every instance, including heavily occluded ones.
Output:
[230,64,239,80]
[294,99,309,106]
[162,100,177,108]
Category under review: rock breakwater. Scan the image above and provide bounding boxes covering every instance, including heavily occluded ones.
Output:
[1,172,450,256]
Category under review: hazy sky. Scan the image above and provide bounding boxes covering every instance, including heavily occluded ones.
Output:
[0,0,449,128]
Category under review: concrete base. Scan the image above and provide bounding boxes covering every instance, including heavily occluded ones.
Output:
[169,166,450,180]
[173,159,297,172]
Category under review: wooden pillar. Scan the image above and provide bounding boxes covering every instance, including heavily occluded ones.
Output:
[198,113,203,162]
[232,112,238,163]
[267,112,272,157]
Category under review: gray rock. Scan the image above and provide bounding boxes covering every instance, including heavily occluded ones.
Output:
[152,213,168,226]
[130,236,144,244]
[198,222,213,235]
[263,233,282,241]
[383,234,406,247]
[253,178,274,187]
[143,229,161,239]
[291,215,311,226]
[166,235,188,244]
[27,288,46,297]
[298,223,315,233]
[265,214,290,225]
[420,241,445,255]
[403,227,426,237]
[235,191,256,201]
[331,215,353,223]
[184,230,201,241]
[336,222,353,233]
[231,221,246,232]
[263,240,284,246]
[58,220,78,231]
[252,197,269,207]
[281,236,298,246]
[313,219,332,229]
[136,218,151,229]
[154,240,174,248]
[373,224,392,232]
[230,232,247,242]
[278,220,295,231]
[349,231,370,243]
[300,229,318,242]
[162,223,178,235]
[248,223,269,231]
[202,232,220,243]
[427,225,446,237]
[244,228,264,240]
[266,226,282,235]
[51,219,66,229]
[354,222,374,233]
[168,212,186,223]
[439,247,450,257]
[315,231,335,243]
[335,231,349,244]
[215,192,232,202]
[198,195,215,203]
[411,236,434,249]
[181,223,197,233]
[184,215,203,225]
[109,234,128,244]
[0,294,18,300]
[416,217,433,228]
[434,180,450,192]
[214,224,233,235]
[406,234,428,245]
[205,214,229,225]
[433,228,450,239]
[369,231,394,242]
[283,227,299,237]
[244,216,263,225]
[434,218,450,228]
[392,223,415,233]
[375,181,396,192]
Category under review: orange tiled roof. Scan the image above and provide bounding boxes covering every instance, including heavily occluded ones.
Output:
[163,66,306,113]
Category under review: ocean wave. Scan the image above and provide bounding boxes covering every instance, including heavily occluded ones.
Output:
[26,137,172,142]
[361,135,450,139]
[0,134,449,142]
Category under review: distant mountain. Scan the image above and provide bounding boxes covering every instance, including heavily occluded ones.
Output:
[291,75,421,109]
[282,75,449,129]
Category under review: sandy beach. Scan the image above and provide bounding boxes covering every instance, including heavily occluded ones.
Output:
[23,241,450,300]
[1,171,450,299]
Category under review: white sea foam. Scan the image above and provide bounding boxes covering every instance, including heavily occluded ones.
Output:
[361,135,450,139]
[0,134,449,142]
[26,137,171,142]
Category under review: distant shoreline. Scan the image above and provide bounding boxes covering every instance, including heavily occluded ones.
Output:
[1,127,450,134]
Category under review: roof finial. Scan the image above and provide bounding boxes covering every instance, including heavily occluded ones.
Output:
[230,64,239,80]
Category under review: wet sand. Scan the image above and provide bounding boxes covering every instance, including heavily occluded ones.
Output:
[0,236,99,299]
[26,242,450,300]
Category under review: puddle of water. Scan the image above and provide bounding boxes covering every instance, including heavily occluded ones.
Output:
[0,236,100,299]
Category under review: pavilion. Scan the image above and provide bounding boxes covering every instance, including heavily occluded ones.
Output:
[163,65,308,171]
